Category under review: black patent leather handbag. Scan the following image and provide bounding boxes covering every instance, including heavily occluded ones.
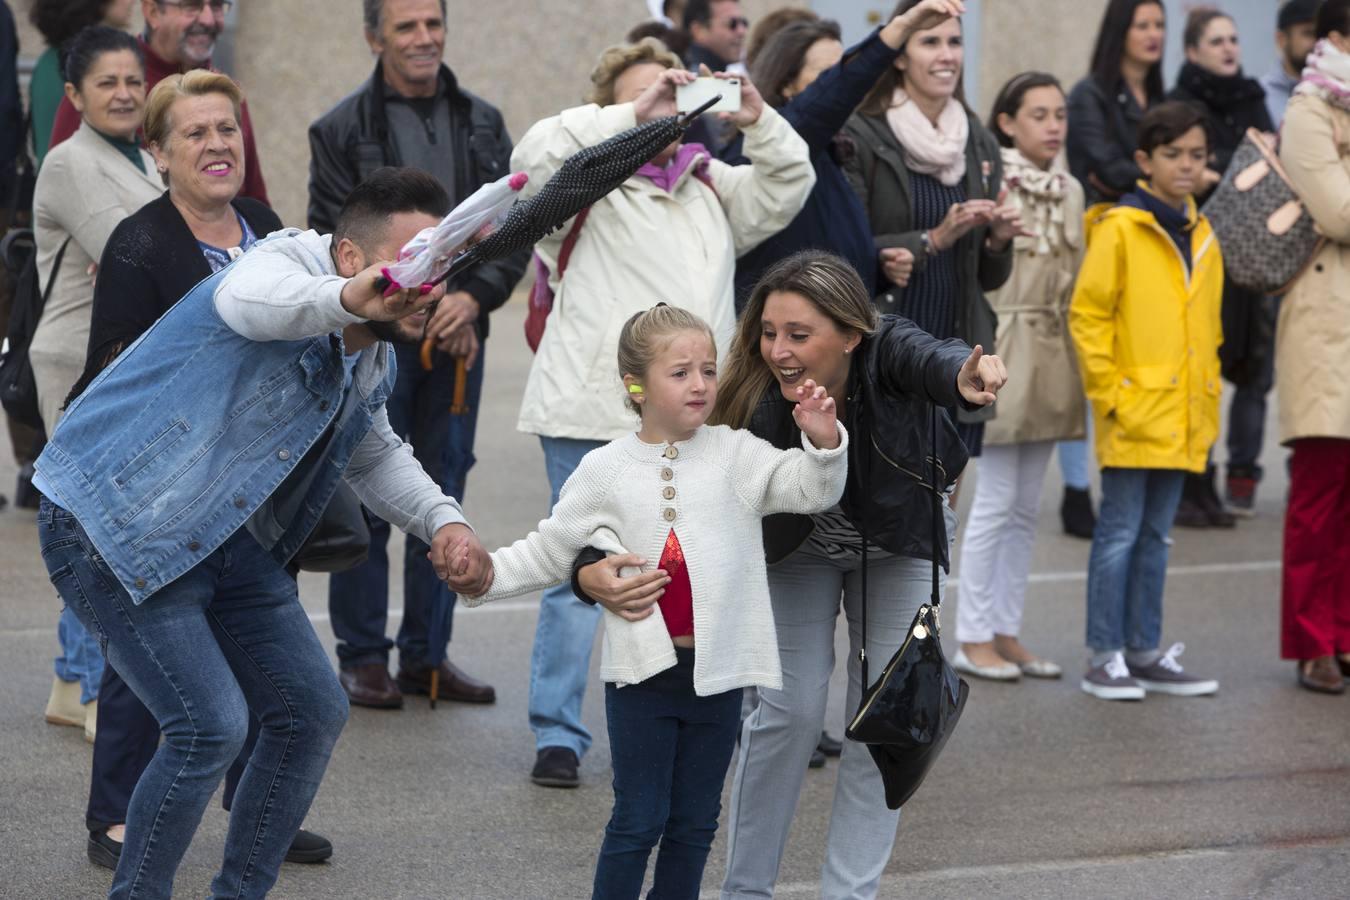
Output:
[845,403,969,810]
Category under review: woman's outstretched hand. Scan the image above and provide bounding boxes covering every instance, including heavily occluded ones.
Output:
[957,345,1008,406]
[791,380,840,449]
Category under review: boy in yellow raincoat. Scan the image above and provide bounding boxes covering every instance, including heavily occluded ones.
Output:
[1069,101,1223,702]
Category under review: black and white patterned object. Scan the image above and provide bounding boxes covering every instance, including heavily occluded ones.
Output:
[434,100,714,285]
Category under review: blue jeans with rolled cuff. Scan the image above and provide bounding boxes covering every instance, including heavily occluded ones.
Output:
[39,498,347,899]
[593,648,742,899]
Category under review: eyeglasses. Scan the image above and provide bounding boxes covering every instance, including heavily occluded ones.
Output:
[723,16,750,31]
[158,0,234,15]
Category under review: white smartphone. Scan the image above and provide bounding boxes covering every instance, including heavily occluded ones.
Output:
[676,77,741,114]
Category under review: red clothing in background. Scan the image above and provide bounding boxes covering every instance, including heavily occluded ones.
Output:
[657,529,694,638]
[48,37,269,205]
[1281,437,1350,659]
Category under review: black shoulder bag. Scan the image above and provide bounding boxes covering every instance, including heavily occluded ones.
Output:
[0,228,71,431]
[845,402,970,810]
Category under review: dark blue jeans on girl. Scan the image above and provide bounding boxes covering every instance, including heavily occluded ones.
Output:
[594,647,742,900]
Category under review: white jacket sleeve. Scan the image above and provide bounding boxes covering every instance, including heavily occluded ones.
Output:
[342,402,468,545]
[727,423,849,516]
[707,106,816,257]
[213,229,365,341]
[466,456,612,606]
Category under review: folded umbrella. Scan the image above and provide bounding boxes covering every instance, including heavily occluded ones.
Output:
[375,93,722,296]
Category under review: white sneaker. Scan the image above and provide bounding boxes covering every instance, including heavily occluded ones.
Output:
[1081,652,1145,701]
[953,648,1021,681]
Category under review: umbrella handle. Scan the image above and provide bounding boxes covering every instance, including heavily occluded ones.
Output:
[451,357,469,414]
[678,94,721,125]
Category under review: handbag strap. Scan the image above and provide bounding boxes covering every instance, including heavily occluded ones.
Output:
[857,392,944,693]
[44,237,73,306]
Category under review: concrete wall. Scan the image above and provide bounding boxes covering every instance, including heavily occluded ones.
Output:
[232,0,799,227]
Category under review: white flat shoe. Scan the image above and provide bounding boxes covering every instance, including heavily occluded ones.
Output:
[953,649,1021,681]
[1019,658,1063,679]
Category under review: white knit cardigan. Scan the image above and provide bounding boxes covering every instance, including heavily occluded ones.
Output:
[466,423,849,694]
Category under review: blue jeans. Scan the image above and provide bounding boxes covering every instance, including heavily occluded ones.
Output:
[595,648,742,900]
[55,604,103,703]
[39,499,348,899]
[528,435,606,756]
[327,342,485,668]
[1085,468,1186,653]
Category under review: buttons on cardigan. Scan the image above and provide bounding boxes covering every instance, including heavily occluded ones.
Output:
[663,508,677,522]
[663,486,676,500]
[660,467,674,481]
[277,449,291,461]
[663,446,679,460]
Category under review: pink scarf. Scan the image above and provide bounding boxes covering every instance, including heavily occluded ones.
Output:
[884,88,968,187]
[636,143,711,193]
[1296,39,1350,112]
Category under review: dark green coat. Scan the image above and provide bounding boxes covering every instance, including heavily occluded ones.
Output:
[842,106,1011,423]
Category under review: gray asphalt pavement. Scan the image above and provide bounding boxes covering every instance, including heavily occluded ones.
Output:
[1,298,1347,899]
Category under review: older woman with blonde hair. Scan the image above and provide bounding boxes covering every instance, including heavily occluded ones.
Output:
[66,69,333,873]
[510,36,815,788]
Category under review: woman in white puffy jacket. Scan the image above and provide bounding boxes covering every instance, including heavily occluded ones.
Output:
[510,37,816,787]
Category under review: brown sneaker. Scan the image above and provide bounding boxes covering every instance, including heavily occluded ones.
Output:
[1298,657,1346,695]
[338,663,404,709]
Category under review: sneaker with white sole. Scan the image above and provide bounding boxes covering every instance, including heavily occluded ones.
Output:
[1081,652,1145,700]
[1127,643,1218,696]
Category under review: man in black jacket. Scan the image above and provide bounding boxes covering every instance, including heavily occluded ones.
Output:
[307,0,527,710]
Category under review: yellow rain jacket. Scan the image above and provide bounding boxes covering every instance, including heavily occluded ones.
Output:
[1068,186,1223,472]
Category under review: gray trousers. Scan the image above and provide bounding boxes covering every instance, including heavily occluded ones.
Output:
[722,512,954,899]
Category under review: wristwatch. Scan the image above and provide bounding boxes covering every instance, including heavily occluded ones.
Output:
[920,230,940,257]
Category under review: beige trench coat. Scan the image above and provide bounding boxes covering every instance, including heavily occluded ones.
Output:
[983,174,1088,445]
[1278,94,1350,444]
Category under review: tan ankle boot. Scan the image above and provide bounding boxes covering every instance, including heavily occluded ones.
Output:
[45,676,85,727]
[85,699,98,743]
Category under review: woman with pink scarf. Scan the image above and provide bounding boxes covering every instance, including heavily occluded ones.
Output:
[841,0,1023,462]
[1276,0,1350,695]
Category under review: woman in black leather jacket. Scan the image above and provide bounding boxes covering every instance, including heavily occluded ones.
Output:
[1067,0,1167,205]
[576,251,1005,897]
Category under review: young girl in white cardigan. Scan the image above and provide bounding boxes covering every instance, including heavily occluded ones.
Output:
[455,304,848,899]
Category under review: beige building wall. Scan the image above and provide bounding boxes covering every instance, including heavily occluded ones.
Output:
[14,0,1108,226]
[232,0,800,227]
[975,0,1108,115]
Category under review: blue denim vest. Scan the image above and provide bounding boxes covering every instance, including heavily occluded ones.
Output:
[34,264,394,604]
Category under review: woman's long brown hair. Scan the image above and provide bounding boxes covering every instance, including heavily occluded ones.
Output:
[711,251,878,429]
[857,0,969,117]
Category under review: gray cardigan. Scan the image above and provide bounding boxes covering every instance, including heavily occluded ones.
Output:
[842,106,1012,423]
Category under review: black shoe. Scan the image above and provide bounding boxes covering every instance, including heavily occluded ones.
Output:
[284,828,333,864]
[1173,496,1212,528]
[817,731,843,758]
[15,463,40,510]
[1060,487,1096,539]
[808,747,827,769]
[87,829,121,870]
[531,746,580,788]
[1196,468,1237,528]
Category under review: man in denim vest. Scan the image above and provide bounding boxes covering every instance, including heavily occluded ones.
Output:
[33,167,493,898]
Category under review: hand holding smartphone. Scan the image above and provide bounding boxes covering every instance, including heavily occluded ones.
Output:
[676,77,741,114]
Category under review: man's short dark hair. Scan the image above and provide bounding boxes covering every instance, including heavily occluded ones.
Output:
[334,167,450,252]
[683,0,734,30]
[1279,0,1323,32]
[362,0,448,33]
[1137,101,1209,155]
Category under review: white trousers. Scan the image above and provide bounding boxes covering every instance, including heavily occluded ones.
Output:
[956,441,1056,643]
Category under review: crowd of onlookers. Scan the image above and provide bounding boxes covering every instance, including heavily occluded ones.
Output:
[1,0,1349,897]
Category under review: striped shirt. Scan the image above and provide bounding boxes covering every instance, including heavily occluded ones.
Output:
[807,505,885,560]
[902,172,966,340]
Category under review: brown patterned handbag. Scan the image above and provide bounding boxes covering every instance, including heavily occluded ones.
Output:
[1201,128,1325,295]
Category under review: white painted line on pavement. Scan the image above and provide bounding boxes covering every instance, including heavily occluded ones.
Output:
[699,846,1237,897]
[0,559,1284,637]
